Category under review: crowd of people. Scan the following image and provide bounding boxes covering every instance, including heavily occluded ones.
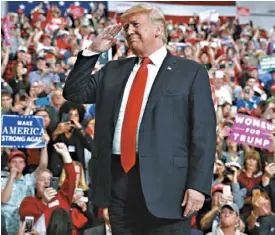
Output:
[1,2,275,235]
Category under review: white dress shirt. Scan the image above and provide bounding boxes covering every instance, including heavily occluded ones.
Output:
[82,46,167,154]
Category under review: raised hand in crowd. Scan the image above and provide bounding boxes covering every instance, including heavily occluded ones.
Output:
[219,194,234,207]
[41,132,50,143]
[42,187,58,204]
[53,142,72,163]
[262,162,275,186]
[70,118,82,129]
[17,221,39,235]
[23,93,37,115]
[73,194,87,212]
[52,122,71,141]
[247,191,273,231]
[10,104,24,114]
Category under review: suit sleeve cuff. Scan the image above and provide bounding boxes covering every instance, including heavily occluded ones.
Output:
[82,48,100,57]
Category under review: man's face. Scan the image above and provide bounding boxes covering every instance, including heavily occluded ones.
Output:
[124,12,159,56]
[248,40,255,50]
[8,157,26,174]
[1,95,12,110]
[36,171,52,196]
[43,38,51,46]
[51,90,65,107]
[35,110,50,129]
[249,69,258,79]
[220,207,239,228]
[183,46,193,57]
[17,51,26,61]
[37,59,46,71]
[247,78,256,88]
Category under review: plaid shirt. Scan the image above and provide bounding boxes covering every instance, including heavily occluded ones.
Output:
[1,173,36,235]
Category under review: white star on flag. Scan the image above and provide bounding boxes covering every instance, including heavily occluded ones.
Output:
[19,4,25,9]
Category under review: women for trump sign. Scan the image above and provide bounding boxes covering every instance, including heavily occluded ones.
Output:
[229,114,273,150]
[1,115,45,148]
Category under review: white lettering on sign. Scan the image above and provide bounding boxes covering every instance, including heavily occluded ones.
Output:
[17,120,33,126]
[2,127,43,136]
[232,134,270,147]
[235,116,272,131]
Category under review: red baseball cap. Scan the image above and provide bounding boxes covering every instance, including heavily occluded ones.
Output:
[8,150,26,162]
[212,183,225,194]
[40,34,51,42]
[248,66,257,72]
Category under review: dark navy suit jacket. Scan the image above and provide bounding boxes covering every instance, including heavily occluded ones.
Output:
[63,50,216,219]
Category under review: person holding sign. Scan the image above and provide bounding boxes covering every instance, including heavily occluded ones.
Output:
[1,133,50,235]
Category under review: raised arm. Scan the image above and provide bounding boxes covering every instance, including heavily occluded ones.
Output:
[34,133,50,177]
[63,23,122,104]
[53,143,76,205]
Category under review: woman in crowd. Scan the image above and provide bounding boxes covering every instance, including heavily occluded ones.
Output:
[59,161,93,235]
[50,103,93,176]
[238,150,263,194]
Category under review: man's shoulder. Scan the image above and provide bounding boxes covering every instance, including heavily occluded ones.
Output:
[29,70,39,75]
[23,173,36,183]
[173,55,204,70]
[1,176,8,188]
[21,195,39,205]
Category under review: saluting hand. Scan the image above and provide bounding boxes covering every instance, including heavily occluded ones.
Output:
[89,23,122,53]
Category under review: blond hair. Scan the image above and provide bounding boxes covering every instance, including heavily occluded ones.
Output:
[36,168,53,180]
[121,4,168,44]
[58,161,89,191]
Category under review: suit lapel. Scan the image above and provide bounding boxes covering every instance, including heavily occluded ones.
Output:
[142,52,177,119]
[112,57,137,125]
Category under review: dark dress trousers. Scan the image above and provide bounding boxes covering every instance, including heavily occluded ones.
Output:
[63,51,216,224]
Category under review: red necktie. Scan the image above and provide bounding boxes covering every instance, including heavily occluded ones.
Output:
[121,58,151,173]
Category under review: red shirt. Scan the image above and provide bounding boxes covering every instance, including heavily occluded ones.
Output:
[238,172,262,192]
[19,163,76,226]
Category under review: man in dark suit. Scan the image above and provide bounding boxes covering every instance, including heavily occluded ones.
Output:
[64,4,216,235]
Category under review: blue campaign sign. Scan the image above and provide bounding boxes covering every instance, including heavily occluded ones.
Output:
[1,115,46,148]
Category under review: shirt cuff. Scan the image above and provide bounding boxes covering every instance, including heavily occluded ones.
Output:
[82,48,100,57]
